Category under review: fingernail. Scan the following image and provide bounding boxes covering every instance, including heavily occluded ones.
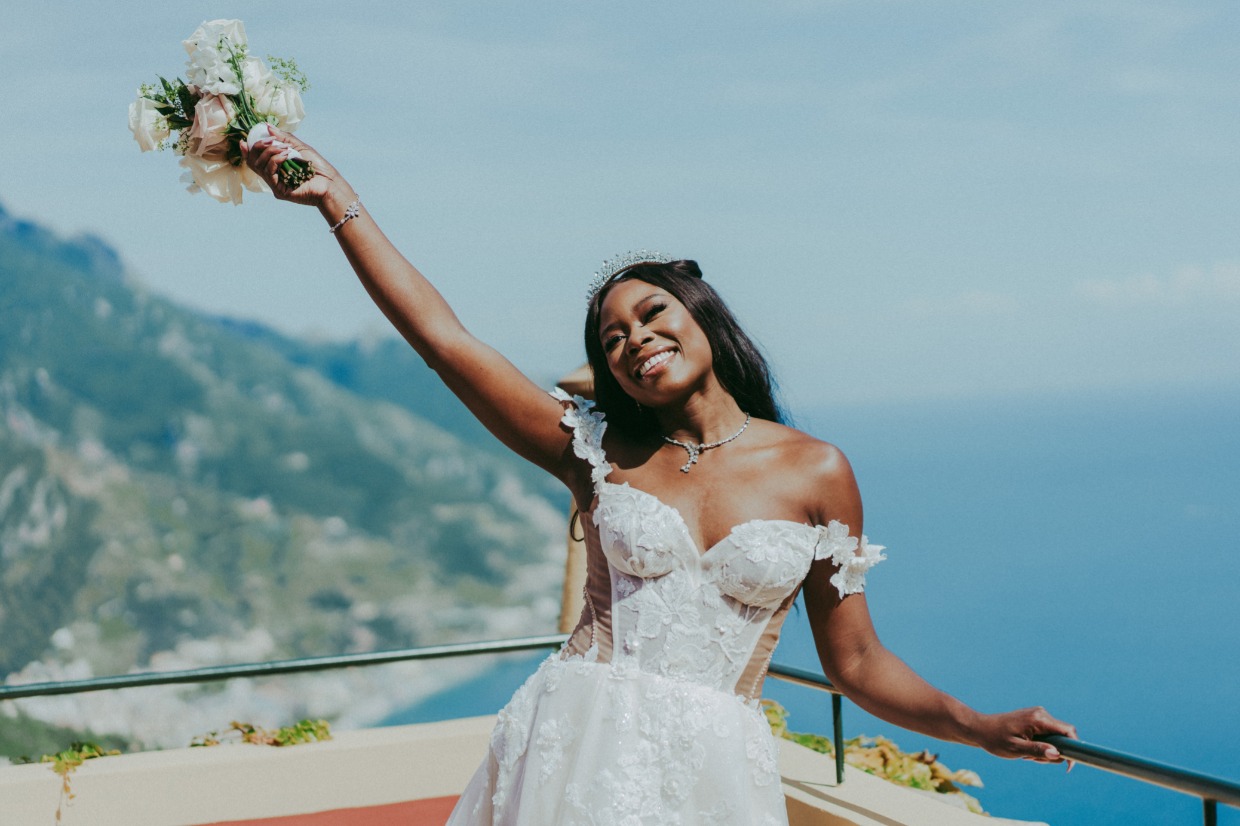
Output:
[1046,748,1060,759]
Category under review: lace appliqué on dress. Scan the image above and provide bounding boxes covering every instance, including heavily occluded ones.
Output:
[814,520,886,597]
[594,482,683,579]
[465,654,788,825]
[551,387,611,487]
[714,520,820,611]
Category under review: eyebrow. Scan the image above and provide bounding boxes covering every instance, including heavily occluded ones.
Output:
[600,293,665,336]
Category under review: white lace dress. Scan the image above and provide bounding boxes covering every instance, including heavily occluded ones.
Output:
[446,391,885,826]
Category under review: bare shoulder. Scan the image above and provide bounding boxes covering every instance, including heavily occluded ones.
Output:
[756,420,855,486]
[753,421,862,528]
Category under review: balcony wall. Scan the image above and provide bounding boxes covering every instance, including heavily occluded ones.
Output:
[0,715,1046,826]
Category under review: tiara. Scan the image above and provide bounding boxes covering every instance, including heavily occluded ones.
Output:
[586,249,675,303]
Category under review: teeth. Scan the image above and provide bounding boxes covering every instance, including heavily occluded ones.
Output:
[638,350,673,377]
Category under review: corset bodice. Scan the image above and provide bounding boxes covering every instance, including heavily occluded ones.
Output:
[552,389,884,699]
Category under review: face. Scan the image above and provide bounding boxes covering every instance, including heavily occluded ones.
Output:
[597,278,715,405]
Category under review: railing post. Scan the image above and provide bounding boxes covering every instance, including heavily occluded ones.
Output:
[832,692,844,785]
[1204,798,1217,826]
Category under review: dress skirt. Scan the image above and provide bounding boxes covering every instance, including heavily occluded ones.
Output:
[446,653,788,826]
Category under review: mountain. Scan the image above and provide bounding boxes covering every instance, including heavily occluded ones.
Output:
[205,317,505,457]
[0,201,566,751]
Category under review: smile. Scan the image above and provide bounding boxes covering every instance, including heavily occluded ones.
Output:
[636,349,675,378]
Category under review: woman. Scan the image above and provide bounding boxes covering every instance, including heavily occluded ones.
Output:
[243,130,1077,825]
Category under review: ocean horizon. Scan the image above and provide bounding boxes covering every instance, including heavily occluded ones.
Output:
[383,385,1239,825]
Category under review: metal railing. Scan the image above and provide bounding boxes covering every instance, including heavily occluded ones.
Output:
[0,635,568,701]
[764,661,847,784]
[2,635,1237,823]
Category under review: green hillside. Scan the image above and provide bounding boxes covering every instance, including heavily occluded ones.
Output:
[0,201,566,753]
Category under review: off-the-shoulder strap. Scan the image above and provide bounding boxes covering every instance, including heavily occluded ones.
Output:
[550,387,612,488]
[813,520,886,598]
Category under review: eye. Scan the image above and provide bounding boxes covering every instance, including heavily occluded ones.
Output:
[643,302,666,322]
[603,332,624,352]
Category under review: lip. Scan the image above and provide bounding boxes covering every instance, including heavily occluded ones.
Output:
[634,347,677,380]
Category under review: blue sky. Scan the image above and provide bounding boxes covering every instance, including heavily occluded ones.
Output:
[2,1,1237,411]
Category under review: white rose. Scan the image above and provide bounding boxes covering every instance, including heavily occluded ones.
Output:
[185,44,241,97]
[183,19,247,57]
[239,163,271,195]
[252,81,305,132]
[186,94,235,162]
[128,95,169,152]
[183,20,247,95]
[179,155,246,205]
[240,56,274,99]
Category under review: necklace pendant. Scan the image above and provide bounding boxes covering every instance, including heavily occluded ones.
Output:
[662,415,749,475]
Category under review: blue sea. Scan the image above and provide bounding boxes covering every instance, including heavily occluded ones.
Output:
[383,387,1240,826]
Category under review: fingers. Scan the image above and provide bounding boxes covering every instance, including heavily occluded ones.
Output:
[238,128,334,205]
[1008,735,1060,762]
[1033,740,1062,762]
[263,125,314,157]
[985,706,1078,764]
[1029,705,1078,740]
[242,137,297,196]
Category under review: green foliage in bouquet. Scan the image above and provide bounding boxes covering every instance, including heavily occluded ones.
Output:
[138,77,198,135]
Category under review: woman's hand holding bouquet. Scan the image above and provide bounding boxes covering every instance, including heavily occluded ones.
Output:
[241,126,355,223]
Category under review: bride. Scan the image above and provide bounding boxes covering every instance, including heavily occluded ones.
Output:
[243,129,1077,825]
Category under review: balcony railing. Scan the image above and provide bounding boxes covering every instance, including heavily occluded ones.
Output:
[2,634,1237,825]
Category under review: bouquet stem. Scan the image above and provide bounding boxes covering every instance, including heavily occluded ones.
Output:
[223,41,314,189]
[233,117,315,189]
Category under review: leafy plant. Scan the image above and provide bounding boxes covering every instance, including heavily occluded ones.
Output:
[190,718,332,748]
[762,700,986,814]
[38,741,121,824]
[28,719,330,824]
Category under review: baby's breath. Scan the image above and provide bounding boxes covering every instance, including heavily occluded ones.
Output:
[268,55,310,92]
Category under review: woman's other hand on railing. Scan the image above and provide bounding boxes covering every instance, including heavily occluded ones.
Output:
[973,706,1079,763]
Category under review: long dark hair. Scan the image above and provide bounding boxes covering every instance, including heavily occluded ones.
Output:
[584,259,784,439]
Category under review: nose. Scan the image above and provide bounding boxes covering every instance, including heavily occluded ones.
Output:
[627,325,654,355]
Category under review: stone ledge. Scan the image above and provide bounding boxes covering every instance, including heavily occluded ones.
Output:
[0,716,1047,826]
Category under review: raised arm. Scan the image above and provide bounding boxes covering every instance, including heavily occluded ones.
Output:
[242,129,575,483]
[802,449,1077,762]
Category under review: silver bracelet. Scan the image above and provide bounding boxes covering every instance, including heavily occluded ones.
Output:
[328,197,361,234]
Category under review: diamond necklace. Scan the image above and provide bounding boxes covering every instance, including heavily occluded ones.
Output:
[662,414,752,473]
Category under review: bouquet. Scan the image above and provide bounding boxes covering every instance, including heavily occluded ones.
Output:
[128,19,314,204]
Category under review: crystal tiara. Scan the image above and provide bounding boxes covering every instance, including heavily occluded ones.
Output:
[586,250,675,303]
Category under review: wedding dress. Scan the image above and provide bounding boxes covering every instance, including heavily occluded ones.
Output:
[446,391,885,825]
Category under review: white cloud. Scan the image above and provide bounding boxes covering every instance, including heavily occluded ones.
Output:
[778,260,1240,408]
[1075,262,1240,308]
